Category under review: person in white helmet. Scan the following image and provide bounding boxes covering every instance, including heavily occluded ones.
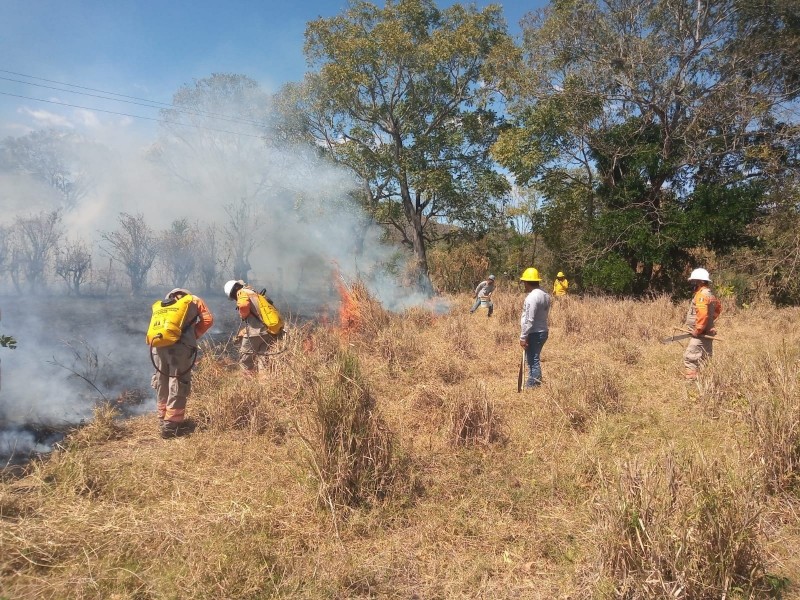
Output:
[147,288,214,438]
[684,268,722,380]
[223,279,283,373]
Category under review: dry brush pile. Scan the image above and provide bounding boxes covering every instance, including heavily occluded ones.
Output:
[1,291,799,599]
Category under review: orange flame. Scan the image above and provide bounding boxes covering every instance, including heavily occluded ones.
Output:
[335,274,362,336]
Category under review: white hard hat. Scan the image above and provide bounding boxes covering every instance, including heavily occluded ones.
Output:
[167,288,190,299]
[223,279,243,299]
[688,268,711,282]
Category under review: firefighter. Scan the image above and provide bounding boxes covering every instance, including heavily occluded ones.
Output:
[683,268,722,380]
[148,288,214,438]
[553,272,569,297]
[224,279,283,373]
[519,268,551,388]
[469,274,496,317]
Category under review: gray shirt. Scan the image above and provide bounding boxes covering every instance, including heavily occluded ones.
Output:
[520,288,551,340]
[474,280,495,299]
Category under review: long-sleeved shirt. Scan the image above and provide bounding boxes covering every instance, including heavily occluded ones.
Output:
[553,278,569,296]
[520,288,551,340]
[236,286,268,334]
[685,285,722,336]
[474,280,495,299]
[180,296,214,348]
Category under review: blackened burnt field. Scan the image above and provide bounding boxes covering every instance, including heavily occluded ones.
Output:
[0,291,323,463]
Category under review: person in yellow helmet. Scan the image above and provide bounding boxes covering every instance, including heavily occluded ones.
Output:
[519,267,551,388]
[683,268,722,380]
[553,271,569,297]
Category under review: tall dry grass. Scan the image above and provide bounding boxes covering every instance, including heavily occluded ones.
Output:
[595,452,769,599]
[745,342,800,495]
[2,295,799,599]
[301,348,408,513]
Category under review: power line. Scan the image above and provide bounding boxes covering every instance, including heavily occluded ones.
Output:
[0,75,267,128]
[0,68,268,127]
[0,91,267,139]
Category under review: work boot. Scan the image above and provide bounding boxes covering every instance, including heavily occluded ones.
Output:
[161,420,194,439]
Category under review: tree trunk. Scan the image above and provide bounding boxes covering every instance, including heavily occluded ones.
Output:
[399,178,432,294]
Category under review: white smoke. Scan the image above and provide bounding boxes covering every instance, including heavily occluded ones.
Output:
[0,75,431,452]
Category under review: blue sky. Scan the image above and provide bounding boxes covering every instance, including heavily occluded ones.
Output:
[0,0,545,138]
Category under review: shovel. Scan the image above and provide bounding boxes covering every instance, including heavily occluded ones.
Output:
[517,350,525,393]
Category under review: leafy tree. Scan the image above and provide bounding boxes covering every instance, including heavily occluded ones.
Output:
[0,129,93,209]
[278,0,515,288]
[495,0,796,294]
[100,213,158,295]
[151,74,273,283]
[195,224,223,294]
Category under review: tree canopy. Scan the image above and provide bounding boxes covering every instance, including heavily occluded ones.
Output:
[493,0,799,294]
[277,0,516,288]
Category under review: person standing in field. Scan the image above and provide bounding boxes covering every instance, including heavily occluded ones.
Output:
[553,271,569,297]
[684,268,722,381]
[469,274,496,317]
[519,268,551,388]
[224,279,284,374]
[147,288,214,438]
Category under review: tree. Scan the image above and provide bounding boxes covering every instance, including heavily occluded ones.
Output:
[195,224,223,293]
[278,0,515,288]
[100,213,158,295]
[494,0,797,294]
[0,129,92,209]
[11,210,63,288]
[222,198,262,281]
[150,74,273,283]
[158,219,197,288]
[55,238,92,295]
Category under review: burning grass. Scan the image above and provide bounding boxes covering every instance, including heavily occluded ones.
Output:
[2,296,800,598]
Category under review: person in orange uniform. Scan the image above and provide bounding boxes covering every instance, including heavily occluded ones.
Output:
[553,272,569,297]
[224,279,279,373]
[151,288,214,438]
[683,268,722,380]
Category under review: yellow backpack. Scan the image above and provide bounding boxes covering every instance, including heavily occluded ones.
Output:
[146,294,194,347]
[254,293,284,335]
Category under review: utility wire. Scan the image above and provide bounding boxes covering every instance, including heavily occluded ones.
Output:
[0,68,268,127]
[0,74,267,128]
[0,91,267,139]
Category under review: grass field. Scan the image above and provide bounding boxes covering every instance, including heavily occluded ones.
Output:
[2,289,799,599]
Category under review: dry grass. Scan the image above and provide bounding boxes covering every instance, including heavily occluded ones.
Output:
[595,452,769,599]
[2,295,800,599]
[448,381,504,446]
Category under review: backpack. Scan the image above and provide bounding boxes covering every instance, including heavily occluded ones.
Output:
[254,292,284,335]
[146,294,194,347]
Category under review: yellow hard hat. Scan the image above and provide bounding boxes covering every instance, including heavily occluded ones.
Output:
[557,272,565,278]
[519,267,541,282]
